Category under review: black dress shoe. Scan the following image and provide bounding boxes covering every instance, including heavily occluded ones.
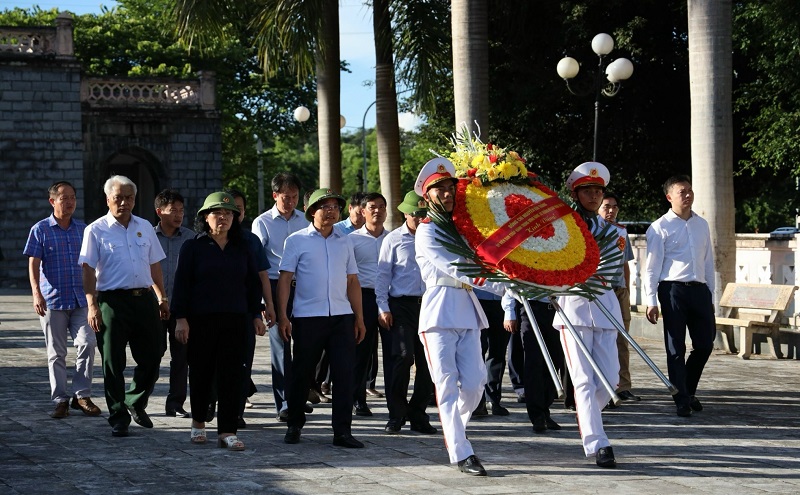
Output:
[596,446,616,468]
[564,402,576,411]
[516,394,526,403]
[409,420,437,434]
[457,455,487,476]
[111,423,129,437]
[604,400,619,410]
[618,390,641,401]
[127,405,153,428]
[353,403,373,417]
[333,434,364,448]
[472,402,489,417]
[277,409,289,422]
[165,406,191,418]
[206,402,216,422]
[284,426,301,444]
[546,417,562,430]
[677,404,693,417]
[689,396,703,411]
[237,416,247,429]
[532,416,547,433]
[385,419,403,434]
[304,403,314,414]
[490,403,510,416]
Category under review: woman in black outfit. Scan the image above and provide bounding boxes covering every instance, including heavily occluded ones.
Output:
[172,192,265,450]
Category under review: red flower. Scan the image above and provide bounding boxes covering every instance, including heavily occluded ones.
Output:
[467,168,477,177]
[487,143,494,150]
[489,154,498,164]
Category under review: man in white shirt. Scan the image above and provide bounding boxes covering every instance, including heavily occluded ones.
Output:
[644,175,715,418]
[348,192,390,417]
[278,188,367,448]
[79,175,169,438]
[251,173,309,420]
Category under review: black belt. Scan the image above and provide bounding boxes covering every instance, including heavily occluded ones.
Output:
[392,295,423,305]
[662,280,705,287]
[529,300,554,310]
[99,288,151,296]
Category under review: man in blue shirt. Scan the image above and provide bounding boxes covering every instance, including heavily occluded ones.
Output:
[154,189,195,418]
[24,181,101,419]
[334,192,366,234]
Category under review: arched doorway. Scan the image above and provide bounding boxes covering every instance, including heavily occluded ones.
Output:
[103,148,162,224]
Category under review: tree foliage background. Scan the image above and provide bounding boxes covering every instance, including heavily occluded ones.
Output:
[2,0,799,231]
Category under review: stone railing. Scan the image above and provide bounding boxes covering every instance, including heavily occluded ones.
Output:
[629,233,799,325]
[81,72,216,110]
[0,13,74,57]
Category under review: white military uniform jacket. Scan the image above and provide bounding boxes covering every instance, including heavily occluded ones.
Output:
[415,220,505,333]
[553,215,624,330]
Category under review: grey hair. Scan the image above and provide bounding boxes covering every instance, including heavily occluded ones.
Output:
[103,175,138,197]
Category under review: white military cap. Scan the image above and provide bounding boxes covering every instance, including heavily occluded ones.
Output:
[414,157,458,196]
[566,161,610,191]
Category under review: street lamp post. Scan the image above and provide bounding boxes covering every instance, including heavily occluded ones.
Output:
[359,88,414,193]
[557,33,634,161]
[361,100,377,192]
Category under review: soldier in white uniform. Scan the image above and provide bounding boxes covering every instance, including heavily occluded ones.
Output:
[414,158,506,476]
[552,162,625,468]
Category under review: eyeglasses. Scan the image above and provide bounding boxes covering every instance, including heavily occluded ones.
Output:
[318,204,342,212]
[209,209,234,217]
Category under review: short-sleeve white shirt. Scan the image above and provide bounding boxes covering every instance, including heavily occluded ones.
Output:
[347,225,389,290]
[279,224,358,317]
[251,206,309,280]
[78,212,166,291]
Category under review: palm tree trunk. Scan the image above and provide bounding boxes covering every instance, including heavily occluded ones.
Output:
[373,0,402,228]
[688,0,734,304]
[452,0,489,135]
[317,0,342,192]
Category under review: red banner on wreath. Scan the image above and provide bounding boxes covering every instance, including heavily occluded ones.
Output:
[475,196,574,265]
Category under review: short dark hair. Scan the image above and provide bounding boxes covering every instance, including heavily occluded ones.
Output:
[48,181,75,198]
[225,188,246,210]
[349,192,367,207]
[663,175,691,195]
[154,189,185,210]
[272,173,302,193]
[360,192,386,208]
[602,191,621,206]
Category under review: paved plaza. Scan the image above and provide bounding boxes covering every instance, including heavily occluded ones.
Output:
[1,288,799,494]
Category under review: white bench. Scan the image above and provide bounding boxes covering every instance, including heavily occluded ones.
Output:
[715,283,797,359]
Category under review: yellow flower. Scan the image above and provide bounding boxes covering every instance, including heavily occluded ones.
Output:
[497,161,516,180]
[486,168,498,180]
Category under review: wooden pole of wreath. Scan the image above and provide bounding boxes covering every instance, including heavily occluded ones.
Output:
[590,298,679,395]
[517,294,565,399]
[548,296,622,406]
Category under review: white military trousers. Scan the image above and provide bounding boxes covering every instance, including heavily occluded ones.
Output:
[559,324,619,456]
[421,327,487,463]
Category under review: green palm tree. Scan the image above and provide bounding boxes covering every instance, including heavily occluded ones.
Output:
[171,0,343,192]
[451,0,488,134]
[688,0,735,300]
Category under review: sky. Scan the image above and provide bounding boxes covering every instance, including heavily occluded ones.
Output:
[3,0,421,131]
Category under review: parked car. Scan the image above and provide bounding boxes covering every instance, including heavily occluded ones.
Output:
[769,226,799,240]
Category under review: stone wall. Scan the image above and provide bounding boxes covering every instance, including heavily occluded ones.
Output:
[0,57,84,285]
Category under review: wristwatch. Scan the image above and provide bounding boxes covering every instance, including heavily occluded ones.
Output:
[159,297,169,303]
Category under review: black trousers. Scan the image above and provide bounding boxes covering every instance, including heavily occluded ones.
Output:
[507,330,524,392]
[238,313,258,417]
[187,312,247,434]
[353,288,379,405]
[519,301,565,422]
[163,317,188,411]
[478,299,510,405]
[386,296,432,423]
[658,281,716,407]
[288,314,355,436]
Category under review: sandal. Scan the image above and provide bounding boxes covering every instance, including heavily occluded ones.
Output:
[218,435,245,451]
[190,427,207,444]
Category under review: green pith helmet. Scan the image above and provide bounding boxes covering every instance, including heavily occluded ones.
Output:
[305,188,346,222]
[397,191,427,216]
[197,192,239,217]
